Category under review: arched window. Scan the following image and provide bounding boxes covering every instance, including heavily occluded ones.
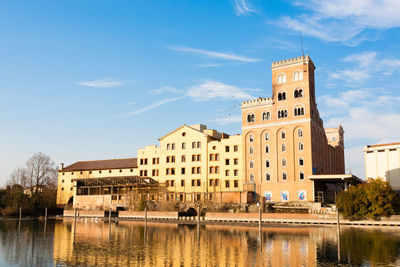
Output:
[249,147,254,155]
[249,160,254,169]
[294,89,303,98]
[249,134,254,143]
[265,133,269,141]
[265,145,269,153]
[167,144,171,150]
[278,91,287,101]
[298,129,303,138]
[250,174,255,182]
[265,160,270,168]
[282,158,287,167]
[281,131,286,139]
[247,113,255,123]
[282,172,287,180]
[266,173,271,181]
[171,143,176,150]
[293,71,303,81]
[197,141,201,148]
[192,142,196,149]
[299,157,304,166]
[262,112,271,121]
[294,106,305,116]
[278,109,288,118]
[299,142,304,151]
[282,144,286,152]
[277,73,287,84]
[299,171,304,180]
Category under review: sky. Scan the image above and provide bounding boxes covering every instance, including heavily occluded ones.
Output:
[1,0,400,185]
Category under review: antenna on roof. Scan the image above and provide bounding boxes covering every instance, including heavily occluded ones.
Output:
[300,30,307,72]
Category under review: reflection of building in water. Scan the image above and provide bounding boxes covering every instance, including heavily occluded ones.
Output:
[53,220,337,267]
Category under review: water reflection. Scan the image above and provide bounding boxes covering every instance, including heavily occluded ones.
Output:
[1,219,400,266]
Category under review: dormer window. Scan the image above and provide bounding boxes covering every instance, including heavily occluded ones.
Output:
[278,92,286,101]
[293,70,303,81]
[262,111,271,121]
[294,88,303,98]
[277,73,286,84]
[247,113,255,123]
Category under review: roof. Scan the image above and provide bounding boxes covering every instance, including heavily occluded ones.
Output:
[309,174,364,184]
[61,158,137,172]
[158,124,220,141]
[366,142,400,148]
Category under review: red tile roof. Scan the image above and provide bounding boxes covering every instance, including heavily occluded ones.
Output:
[61,158,137,172]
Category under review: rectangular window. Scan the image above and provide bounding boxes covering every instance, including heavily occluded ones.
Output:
[225,170,229,176]
[216,154,220,161]
[181,180,185,187]
[192,142,196,149]
[181,168,185,175]
[192,155,196,162]
[197,155,201,161]
[144,170,147,176]
[152,158,156,164]
[225,180,230,188]
[225,159,230,165]
[140,159,144,165]
[192,167,195,174]
[166,180,170,187]
[140,170,143,176]
[225,146,230,152]
[197,179,201,186]
[166,156,170,163]
[234,158,238,165]
[234,180,239,188]
[152,170,156,176]
[157,158,160,164]
[182,142,186,149]
[197,167,201,174]
[215,167,219,174]
[191,180,195,186]
[144,159,148,165]
[170,180,174,187]
[215,179,219,186]
[234,170,238,176]
[234,145,239,152]
[171,168,175,175]
[209,179,213,186]
[210,154,214,161]
[209,167,214,174]
[171,156,175,163]
[181,155,186,162]
[166,168,170,175]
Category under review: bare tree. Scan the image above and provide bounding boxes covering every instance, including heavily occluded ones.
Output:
[25,152,57,195]
[7,167,28,189]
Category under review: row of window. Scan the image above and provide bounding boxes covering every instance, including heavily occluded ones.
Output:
[165,179,240,188]
[277,70,304,84]
[247,106,305,122]
[249,142,304,155]
[249,171,305,182]
[166,141,202,150]
[209,167,239,176]
[249,157,304,169]
[62,169,134,176]
[277,89,303,101]
[249,129,303,143]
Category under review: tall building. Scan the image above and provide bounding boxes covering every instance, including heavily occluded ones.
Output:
[241,55,345,202]
[364,142,400,190]
[137,124,245,203]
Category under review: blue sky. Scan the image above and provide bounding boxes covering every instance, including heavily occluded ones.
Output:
[1,0,400,185]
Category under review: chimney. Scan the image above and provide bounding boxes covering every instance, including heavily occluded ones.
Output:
[60,163,64,171]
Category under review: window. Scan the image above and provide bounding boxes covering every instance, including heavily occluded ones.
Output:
[265,145,269,153]
[278,91,287,101]
[249,147,254,155]
[294,106,305,116]
[299,171,304,180]
[71,172,74,175]
[294,71,303,81]
[294,88,303,98]
[278,109,288,118]
[249,174,255,182]
[282,144,286,152]
[234,180,239,188]
[166,168,170,175]
[98,171,101,174]
[167,144,171,150]
[144,170,147,176]
[277,73,286,84]
[61,187,64,191]
[210,154,214,161]
[262,112,271,121]
[209,179,214,186]
[282,172,287,180]
[166,180,170,187]
[215,154,220,161]
[192,155,196,162]
[234,145,239,152]
[225,180,230,188]
[181,168,185,175]
[182,132,186,137]
[197,155,201,161]
[249,160,254,169]
[191,167,195,174]
[225,146,230,152]
[265,160,270,168]
[170,180,175,187]
[181,180,185,186]
[299,158,304,166]
[171,156,175,163]
[197,141,201,148]
[80,171,83,175]
[215,179,219,186]
[192,142,196,149]
[144,159,148,165]
[191,180,195,186]
[109,170,112,173]
[182,142,186,149]
[210,166,214,173]
[171,143,176,150]
[225,170,229,176]
[266,173,270,181]
[197,180,201,186]
[298,129,303,138]
[234,170,238,176]
[62,179,64,183]
[197,167,201,174]
[234,158,238,165]
[215,166,219,174]
[166,156,170,163]
[247,113,255,123]
[299,142,304,151]
[265,133,269,140]
[181,155,186,162]
[225,159,230,165]
[90,171,93,174]
[282,158,287,167]
[281,131,286,139]
[249,134,254,143]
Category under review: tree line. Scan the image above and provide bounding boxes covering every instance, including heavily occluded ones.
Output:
[0,152,59,217]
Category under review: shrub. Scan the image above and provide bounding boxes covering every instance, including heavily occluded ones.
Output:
[337,178,400,220]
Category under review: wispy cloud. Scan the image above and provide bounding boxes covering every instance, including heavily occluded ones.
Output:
[186,80,255,102]
[78,78,125,88]
[231,0,259,16]
[122,96,184,116]
[169,46,261,63]
[209,115,242,125]
[150,86,182,95]
[276,0,400,45]
[197,63,224,68]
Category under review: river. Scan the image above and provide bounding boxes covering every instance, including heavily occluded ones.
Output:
[0,219,399,266]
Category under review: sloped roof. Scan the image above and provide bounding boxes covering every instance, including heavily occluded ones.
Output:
[61,158,137,172]
[367,142,400,148]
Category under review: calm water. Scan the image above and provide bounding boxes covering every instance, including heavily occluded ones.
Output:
[0,219,400,267]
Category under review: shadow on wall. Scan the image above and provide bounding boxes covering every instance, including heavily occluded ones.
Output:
[385,168,400,191]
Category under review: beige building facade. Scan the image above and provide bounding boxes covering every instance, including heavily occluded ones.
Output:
[364,142,400,190]
[241,56,345,202]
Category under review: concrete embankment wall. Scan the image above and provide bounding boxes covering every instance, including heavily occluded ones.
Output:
[63,210,105,218]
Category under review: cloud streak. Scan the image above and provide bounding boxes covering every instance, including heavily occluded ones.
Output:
[169,46,261,63]
[122,96,185,116]
[79,79,125,88]
[231,0,258,16]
